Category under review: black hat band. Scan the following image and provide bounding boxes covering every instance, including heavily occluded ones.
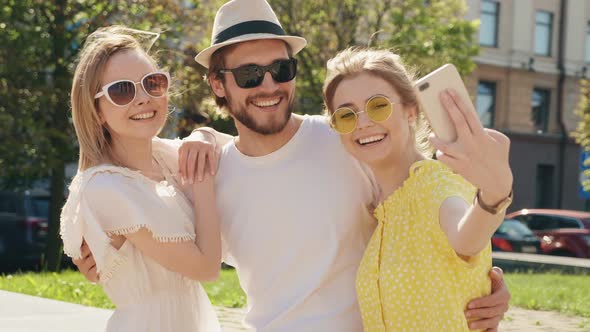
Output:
[213,20,286,45]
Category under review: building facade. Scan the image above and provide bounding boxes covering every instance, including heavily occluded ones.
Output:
[465,0,590,211]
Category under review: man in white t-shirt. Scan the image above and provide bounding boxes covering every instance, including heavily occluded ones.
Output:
[76,0,511,331]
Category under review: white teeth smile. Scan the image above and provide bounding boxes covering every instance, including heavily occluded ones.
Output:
[358,135,386,145]
[252,98,280,107]
[130,111,156,120]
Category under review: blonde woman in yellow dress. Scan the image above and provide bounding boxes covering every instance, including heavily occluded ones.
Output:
[60,26,221,331]
[323,48,513,332]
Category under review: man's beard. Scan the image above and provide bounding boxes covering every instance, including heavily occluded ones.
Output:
[226,90,295,135]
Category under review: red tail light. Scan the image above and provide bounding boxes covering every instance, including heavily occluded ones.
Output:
[492,238,513,251]
[24,217,49,244]
[25,217,48,231]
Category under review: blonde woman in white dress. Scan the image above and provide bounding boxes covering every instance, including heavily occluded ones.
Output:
[60,26,221,331]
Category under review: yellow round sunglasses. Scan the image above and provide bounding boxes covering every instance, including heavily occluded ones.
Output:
[329,95,401,134]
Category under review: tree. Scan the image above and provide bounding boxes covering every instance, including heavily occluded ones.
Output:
[0,0,213,271]
[573,79,590,191]
[380,0,479,76]
[265,0,479,115]
[1,0,479,271]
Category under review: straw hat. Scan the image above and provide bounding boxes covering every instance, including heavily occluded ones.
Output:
[195,0,307,68]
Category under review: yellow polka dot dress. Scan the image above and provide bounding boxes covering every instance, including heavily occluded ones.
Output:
[356,160,492,332]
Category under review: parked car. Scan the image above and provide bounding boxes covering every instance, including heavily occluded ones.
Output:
[0,189,49,269]
[506,209,590,258]
[492,219,541,253]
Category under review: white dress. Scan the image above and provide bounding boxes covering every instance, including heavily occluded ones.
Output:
[60,138,221,332]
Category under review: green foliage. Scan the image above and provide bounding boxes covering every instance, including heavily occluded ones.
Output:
[573,80,590,191]
[0,1,214,186]
[1,0,479,271]
[269,0,479,115]
[381,0,479,76]
[0,0,480,182]
[0,0,215,270]
[202,267,246,308]
[3,270,589,321]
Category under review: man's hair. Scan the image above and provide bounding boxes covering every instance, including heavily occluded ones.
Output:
[207,44,238,110]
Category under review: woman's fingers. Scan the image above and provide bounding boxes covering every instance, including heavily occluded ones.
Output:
[467,315,503,331]
[440,90,471,139]
[430,134,467,162]
[429,135,450,156]
[436,152,464,174]
[187,150,198,184]
[208,150,220,176]
[178,147,187,184]
[178,140,221,183]
[447,88,484,136]
[196,149,207,182]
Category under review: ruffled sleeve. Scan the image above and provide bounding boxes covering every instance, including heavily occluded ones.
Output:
[60,166,196,282]
[412,160,476,212]
[413,160,485,267]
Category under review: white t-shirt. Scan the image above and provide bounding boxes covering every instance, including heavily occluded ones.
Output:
[216,115,378,331]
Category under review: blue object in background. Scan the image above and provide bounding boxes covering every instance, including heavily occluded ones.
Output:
[579,150,590,199]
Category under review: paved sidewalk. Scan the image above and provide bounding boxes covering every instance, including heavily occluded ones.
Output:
[0,290,247,331]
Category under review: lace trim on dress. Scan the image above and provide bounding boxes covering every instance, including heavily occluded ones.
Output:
[61,165,144,259]
[106,224,195,243]
[60,164,195,281]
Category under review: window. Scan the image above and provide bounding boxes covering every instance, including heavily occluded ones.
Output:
[536,164,554,208]
[532,88,550,133]
[586,22,590,63]
[496,220,535,237]
[476,81,496,127]
[555,217,582,229]
[525,215,582,230]
[527,215,557,230]
[535,11,553,56]
[512,215,533,229]
[479,0,499,47]
[559,218,582,228]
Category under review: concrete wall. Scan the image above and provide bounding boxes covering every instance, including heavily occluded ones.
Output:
[506,133,587,212]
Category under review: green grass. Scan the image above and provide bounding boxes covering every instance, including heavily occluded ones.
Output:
[2,269,589,320]
[0,268,245,309]
[504,272,590,318]
[202,268,246,308]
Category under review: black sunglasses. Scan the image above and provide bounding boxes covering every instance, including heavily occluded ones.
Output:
[218,58,297,89]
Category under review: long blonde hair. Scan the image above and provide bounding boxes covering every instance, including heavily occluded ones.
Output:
[70,26,160,170]
[323,47,433,157]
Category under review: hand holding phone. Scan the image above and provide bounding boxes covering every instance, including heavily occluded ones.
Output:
[413,64,513,206]
[413,64,474,142]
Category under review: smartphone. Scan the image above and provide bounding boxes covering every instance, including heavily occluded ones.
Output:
[413,63,473,142]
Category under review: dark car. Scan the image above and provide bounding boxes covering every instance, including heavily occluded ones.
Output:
[0,189,49,269]
[492,219,541,253]
[506,209,590,258]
